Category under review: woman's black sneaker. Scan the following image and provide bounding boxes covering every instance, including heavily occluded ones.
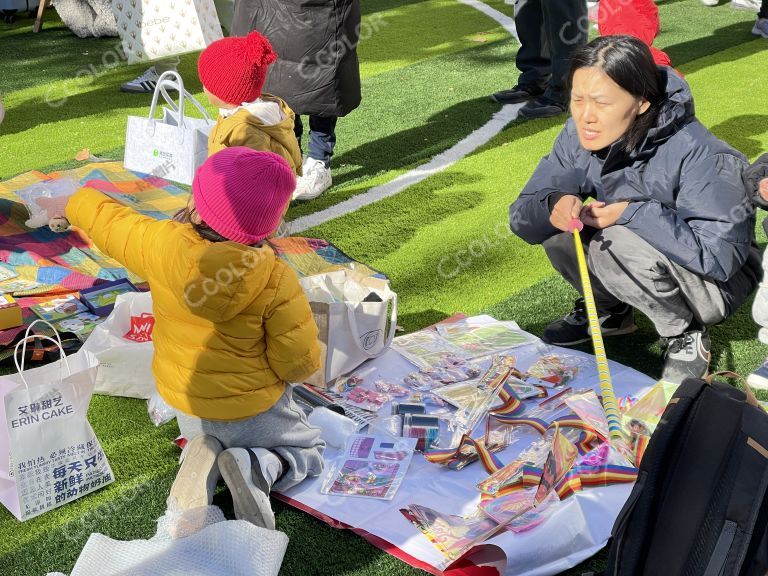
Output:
[490,84,545,104]
[542,298,638,346]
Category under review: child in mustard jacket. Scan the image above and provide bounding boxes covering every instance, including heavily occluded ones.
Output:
[198,31,302,174]
[63,148,323,529]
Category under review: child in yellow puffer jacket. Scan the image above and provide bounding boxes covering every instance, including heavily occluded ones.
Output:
[63,148,323,529]
[198,31,302,174]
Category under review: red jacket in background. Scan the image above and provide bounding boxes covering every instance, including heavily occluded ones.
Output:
[598,0,676,70]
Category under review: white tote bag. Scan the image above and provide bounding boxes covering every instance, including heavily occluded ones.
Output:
[81,292,156,400]
[300,271,398,388]
[111,0,223,64]
[124,71,213,185]
[0,322,112,522]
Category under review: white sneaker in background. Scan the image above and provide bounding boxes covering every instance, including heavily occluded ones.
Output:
[731,0,761,10]
[292,157,332,201]
[120,66,161,94]
[700,0,719,5]
[753,17,768,37]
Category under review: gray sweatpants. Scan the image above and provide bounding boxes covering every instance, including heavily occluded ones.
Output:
[176,386,325,492]
[543,226,728,338]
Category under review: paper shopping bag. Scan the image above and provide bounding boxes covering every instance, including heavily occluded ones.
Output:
[0,323,112,521]
[124,71,213,185]
[300,271,397,388]
[111,0,223,64]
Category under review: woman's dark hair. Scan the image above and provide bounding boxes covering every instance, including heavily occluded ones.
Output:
[569,35,664,153]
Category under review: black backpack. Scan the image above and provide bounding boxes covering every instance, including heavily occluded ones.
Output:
[605,374,768,576]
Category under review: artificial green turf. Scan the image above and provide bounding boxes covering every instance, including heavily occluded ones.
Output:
[1,2,767,575]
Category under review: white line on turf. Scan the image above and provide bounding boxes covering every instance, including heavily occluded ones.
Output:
[457,0,518,39]
[290,104,523,233]
[289,1,520,234]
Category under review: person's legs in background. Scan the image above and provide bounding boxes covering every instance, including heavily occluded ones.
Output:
[491,0,550,104]
[292,115,337,200]
[520,0,588,118]
[753,0,768,37]
[120,56,181,94]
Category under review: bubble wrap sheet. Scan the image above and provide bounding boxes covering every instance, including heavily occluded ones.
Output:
[48,506,288,576]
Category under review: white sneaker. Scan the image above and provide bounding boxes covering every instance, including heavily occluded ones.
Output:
[700,0,719,5]
[218,447,281,529]
[120,66,160,94]
[753,17,768,37]
[292,158,332,201]
[166,435,223,512]
[747,357,768,390]
[731,0,761,10]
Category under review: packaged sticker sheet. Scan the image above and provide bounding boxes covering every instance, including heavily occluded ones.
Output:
[478,487,559,533]
[401,504,501,562]
[524,353,587,387]
[392,330,472,370]
[564,390,610,441]
[321,435,416,500]
[435,322,533,359]
[535,425,578,506]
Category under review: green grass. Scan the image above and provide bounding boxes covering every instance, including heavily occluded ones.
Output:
[1,1,767,575]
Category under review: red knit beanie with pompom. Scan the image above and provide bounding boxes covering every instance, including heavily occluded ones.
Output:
[198,31,277,105]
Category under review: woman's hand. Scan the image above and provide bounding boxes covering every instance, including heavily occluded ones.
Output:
[550,195,584,232]
[759,178,768,203]
[580,201,629,229]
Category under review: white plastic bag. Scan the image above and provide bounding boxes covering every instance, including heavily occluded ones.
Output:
[82,291,156,399]
[148,391,176,426]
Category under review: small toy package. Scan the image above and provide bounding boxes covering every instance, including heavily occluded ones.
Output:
[321,434,416,500]
[401,504,501,562]
[620,379,679,437]
[15,177,80,228]
[79,279,139,316]
[374,379,410,398]
[564,390,610,441]
[30,294,89,323]
[478,487,559,533]
[391,329,471,370]
[435,321,533,359]
[484,387,575,449]
[343,386,390,412]
[476,430,555,495]
[54,312,105,341]
[441,356,517,447]
[524,352,588,387]
[535,425,578,505]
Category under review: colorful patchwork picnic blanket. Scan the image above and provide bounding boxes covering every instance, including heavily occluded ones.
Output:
[0,162,383,348]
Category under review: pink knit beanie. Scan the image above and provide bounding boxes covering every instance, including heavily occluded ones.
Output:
[198,31,276,105]
[192,148,295,244]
